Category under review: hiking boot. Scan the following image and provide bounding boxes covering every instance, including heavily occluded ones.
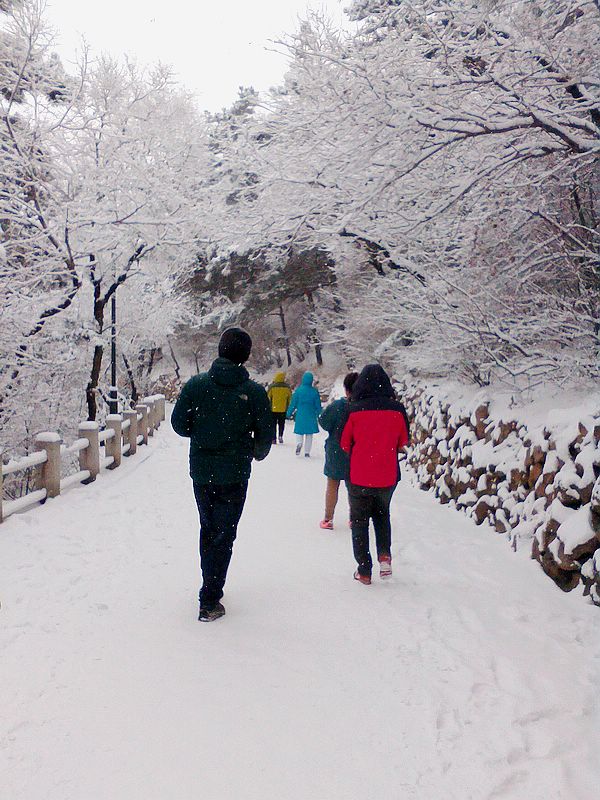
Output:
[295,443,302,456]
[379,555,392,579]
[319,519,334,530]
[353,570,371,586]
[198,602,226,622]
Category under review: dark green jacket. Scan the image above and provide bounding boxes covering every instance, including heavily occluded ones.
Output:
[319,398,350,481]
[171,358,274,485]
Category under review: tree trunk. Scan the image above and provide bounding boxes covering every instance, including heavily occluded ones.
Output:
[168,339,181,381]
[122,353,139,404]
[86,282,107,420]
[305,291,323,366]
[146,347,158,377]
[86,345,104,420]
[278,304,292,366]
[314,342,323,367]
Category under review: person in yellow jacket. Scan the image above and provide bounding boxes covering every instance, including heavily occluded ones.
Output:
[267,371,292,444]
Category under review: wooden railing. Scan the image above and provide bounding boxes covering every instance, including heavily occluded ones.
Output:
[0,395,166,524]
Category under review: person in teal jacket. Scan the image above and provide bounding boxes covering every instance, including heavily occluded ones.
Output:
[318,371,358,529]
[286,371,322,457]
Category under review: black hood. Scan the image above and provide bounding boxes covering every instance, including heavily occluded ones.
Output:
[208,357,249,387]
[351,364,395,401]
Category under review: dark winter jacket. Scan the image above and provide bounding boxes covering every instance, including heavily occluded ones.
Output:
[171,357,274,485]
[319,398,350,481]
[286,372,322,435]
[340,364,409,488]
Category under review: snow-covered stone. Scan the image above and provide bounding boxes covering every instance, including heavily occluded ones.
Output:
[405,381,600,601]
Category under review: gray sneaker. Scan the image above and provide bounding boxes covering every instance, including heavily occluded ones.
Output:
[379,555,392,579]
[198,602,226,622]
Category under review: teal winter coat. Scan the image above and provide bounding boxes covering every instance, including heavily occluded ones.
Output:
[319,398,350,480]
[171,357,274,485]
[286,372,322,435]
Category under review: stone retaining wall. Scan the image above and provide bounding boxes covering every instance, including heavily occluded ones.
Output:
[404,386,600,605]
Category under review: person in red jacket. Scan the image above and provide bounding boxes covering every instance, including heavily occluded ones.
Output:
[340,364,409,585]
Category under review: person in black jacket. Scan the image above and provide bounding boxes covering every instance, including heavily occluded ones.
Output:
[171,328,274,621]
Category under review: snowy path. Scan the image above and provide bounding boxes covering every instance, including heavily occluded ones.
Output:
[1,421,599,800]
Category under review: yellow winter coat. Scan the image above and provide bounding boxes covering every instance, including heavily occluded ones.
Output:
[267,372,292,413]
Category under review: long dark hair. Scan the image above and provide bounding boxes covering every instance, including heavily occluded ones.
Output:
[343,371,359,394]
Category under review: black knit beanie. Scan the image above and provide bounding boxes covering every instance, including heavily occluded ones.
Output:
[218,328,252,364]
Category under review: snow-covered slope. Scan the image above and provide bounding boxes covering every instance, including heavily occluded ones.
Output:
[1,420,598,799]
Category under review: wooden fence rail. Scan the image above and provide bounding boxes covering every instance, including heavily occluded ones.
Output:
[0,395,166,524]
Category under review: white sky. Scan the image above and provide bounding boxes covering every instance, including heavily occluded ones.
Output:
[43,0,350,112]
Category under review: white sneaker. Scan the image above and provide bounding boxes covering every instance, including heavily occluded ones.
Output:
[379,556,392,579]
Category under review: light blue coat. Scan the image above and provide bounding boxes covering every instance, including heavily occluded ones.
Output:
[287,372,322,435]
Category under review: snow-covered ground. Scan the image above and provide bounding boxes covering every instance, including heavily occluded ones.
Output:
[1,420,599,800]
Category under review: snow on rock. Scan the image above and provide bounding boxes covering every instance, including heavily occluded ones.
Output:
[556,506,598,556]
[592,476,600,514]
[548,498,576,526]
[582,550,600,605]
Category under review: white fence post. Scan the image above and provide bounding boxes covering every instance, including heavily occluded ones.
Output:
[123,410,138,456]
[105,415,122,470]
[0,397,167,524]
[136,404,149,445]
[156,395,166,424]
[35,433,62,499]
[147,399,156,437]
[79,422,100,482]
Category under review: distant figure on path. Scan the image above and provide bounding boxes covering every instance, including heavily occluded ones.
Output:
[267,371,292,444]
[286,371,322,457]
[340,364,409,584]
[171,328,274,622]
[317,371,359,530]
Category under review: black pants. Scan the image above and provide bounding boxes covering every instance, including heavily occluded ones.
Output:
[348,483,396,576]
[193,481,248,609]
[272,412,286,439]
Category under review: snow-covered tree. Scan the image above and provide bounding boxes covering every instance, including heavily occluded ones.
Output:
[1,0,210,457]
[205,0,599,388]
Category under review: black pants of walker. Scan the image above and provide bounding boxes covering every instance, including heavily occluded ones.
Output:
[272,412,286,439]
[348,483,396,576]
[193,481,248,610]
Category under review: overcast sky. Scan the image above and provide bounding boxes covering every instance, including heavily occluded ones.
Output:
[43,0,350,112]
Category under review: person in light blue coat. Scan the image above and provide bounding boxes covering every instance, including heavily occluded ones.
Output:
[286,371,322,457]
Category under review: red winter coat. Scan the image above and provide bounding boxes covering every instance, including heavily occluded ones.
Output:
[340,396,409,488]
